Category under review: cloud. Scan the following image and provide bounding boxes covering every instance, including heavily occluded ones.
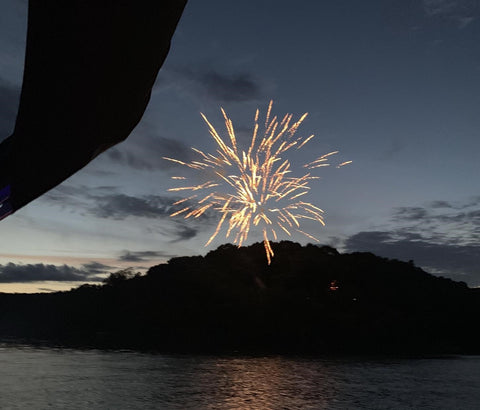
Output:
[424,0,460,16]
[107,134,194,171]
[464,195,480,208]
[392,203,480,227]
[392,206,429,221]
[81,261,113,275]
[0,262,105,283]
[0,79,20,141]
[159,67,264,103]
[89,194,176,220]
[199,70,261,102]
[118,250,176,262]
[344,196,480,285]
[429,200,454,209]
[41,185,119,212]
[37,287,60,292]
[344,230,480,285]
[42,184,94,208]
[423,0,479,27]
[170,224,199,242]
[89,192,215,221]
[42,184,215,242]
[87,193,214,242]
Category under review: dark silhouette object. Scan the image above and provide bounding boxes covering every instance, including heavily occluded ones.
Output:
[103,268,140,286]
[0,242,479,355]
[0,0,187,220]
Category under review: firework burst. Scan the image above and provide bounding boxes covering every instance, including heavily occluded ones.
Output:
[164,101,350,264]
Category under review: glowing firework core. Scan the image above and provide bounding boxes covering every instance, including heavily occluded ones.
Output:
[164,101,350,264]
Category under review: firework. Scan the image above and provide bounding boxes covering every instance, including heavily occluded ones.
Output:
[164,101,349,264]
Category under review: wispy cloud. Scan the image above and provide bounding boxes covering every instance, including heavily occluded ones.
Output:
[423,0,479,27]
[392,202,480,229]
[158,67,264,103]
[198,70,262,102]
[42,184,97,208]
[118,250,176,262]
[42,183,216,242]
[107,134,194,171]
[87,193,215,242]
[392,206,429,221]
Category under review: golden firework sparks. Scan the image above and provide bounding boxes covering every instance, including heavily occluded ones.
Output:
[164,101,350,264]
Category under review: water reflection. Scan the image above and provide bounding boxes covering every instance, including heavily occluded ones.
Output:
[209,357,334,409]
[1,345,479,409]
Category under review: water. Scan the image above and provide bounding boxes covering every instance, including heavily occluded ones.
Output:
[0,345,479,409]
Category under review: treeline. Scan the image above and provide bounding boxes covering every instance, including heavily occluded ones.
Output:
[0,241,479,354]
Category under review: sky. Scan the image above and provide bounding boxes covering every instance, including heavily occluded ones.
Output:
[0,0,479,292]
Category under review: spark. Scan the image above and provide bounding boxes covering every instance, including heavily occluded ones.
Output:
[336,160,353,168]
[164,101,350,264]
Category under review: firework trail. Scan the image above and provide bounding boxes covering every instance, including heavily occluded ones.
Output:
[164,101,350,264]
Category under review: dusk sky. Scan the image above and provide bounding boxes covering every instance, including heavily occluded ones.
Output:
[1,0,479,292]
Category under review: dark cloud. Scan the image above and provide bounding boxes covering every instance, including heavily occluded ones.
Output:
[81,261,113,275]
[170,223,199,242]
[429,200,453,209]
[119,250,176,262]
[392,202,480,227]
[345,231,393,246]
[88,192,208,242]
[88,193,210,241]
[0,263,105,283]
[344,196,480,286]
[344,230,480,285]
[42,184,214,242]
[89,192,215,223]
[89,194,174,219]
[0,79,20,141]
[160,67,263,103]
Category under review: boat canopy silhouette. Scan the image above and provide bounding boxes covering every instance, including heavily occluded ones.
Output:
[0,0,187,220]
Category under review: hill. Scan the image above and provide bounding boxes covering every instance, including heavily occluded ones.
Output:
[1,241,479,354]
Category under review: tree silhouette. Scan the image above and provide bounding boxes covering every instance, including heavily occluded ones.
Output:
[0,241,478,354]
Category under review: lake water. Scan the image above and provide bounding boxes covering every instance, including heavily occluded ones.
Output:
[0,344,479,409]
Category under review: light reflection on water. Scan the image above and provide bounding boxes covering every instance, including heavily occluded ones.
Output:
[0,344,479,409]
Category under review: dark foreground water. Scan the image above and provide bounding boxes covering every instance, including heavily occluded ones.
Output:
[0,345,479,409]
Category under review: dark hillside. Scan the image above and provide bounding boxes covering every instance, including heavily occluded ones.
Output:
[0,242,479,354]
